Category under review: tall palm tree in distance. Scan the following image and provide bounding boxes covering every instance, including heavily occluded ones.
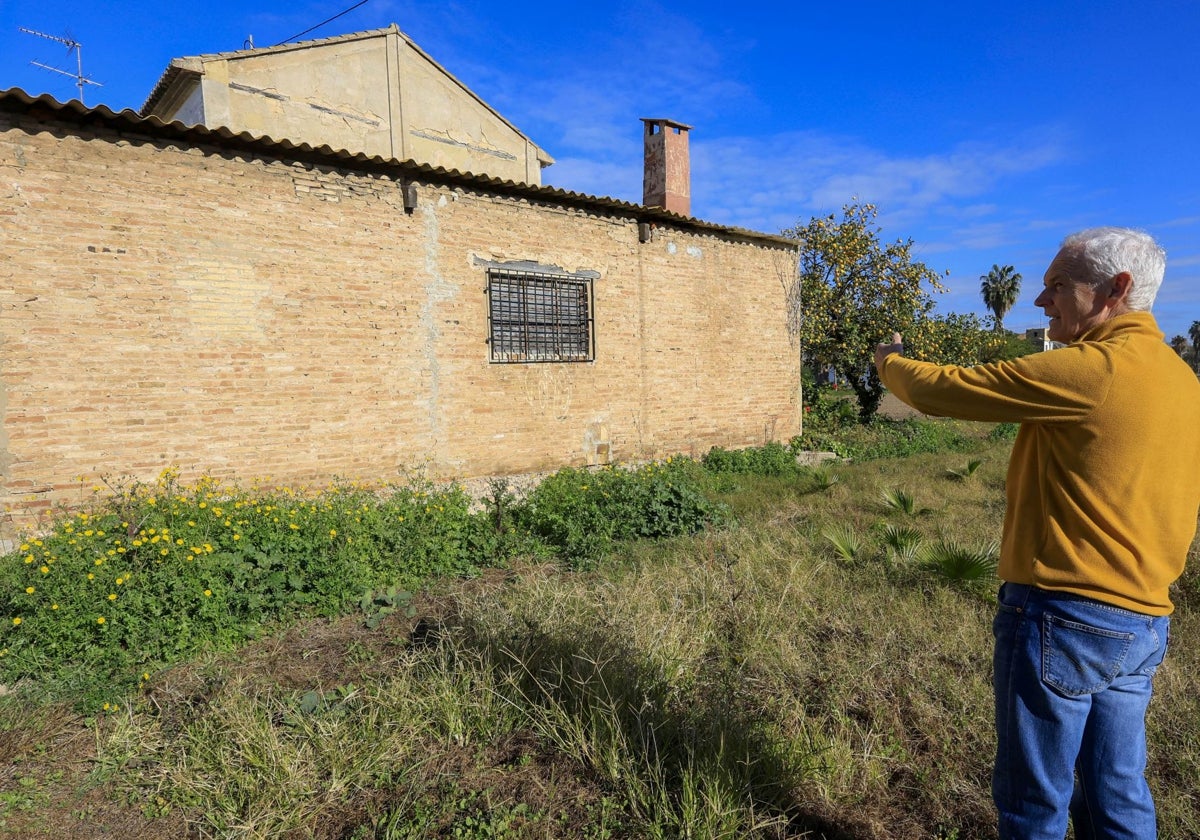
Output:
[1170,335,1188,358]
[1189,320,1200,373]
[980,264,1022,332]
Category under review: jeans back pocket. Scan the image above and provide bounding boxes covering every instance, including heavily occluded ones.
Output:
[1042,614,1135,696]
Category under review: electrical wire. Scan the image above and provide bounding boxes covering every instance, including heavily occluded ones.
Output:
[274,0,371,47]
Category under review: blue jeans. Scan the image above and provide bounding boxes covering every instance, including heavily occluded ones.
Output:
[992,583,1170,840]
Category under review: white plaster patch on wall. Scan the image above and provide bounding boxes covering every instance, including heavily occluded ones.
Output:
[419,199,459,449]
[686,245,703,258]
[666,242,677,255]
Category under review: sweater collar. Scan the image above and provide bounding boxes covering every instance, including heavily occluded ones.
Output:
[1076,311,1163,344]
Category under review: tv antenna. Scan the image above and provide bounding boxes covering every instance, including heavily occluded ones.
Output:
[19,27,103,105]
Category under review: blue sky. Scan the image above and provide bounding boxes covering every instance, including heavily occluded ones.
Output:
[3,0,1199,340]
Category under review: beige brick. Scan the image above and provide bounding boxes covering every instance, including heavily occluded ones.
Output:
[0,110,801,536]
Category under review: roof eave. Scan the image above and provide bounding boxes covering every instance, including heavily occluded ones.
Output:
[1,89,796,251]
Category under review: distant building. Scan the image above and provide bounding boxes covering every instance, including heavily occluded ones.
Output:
[1024,327,1055,352]
[141,25,554,185]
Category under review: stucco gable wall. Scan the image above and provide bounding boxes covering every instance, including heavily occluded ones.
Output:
[148,28,548,184]
[204,38,395,158]
[393,37,538,183]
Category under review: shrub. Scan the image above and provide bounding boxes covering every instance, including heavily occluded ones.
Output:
[793,418,975,461]
[801,386,859,434]
[701,442,801,476]
[988,422,1020,441]
[0,470,506,705]
[513,460,728,569]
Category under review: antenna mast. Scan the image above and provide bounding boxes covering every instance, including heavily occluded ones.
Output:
[19,27,103,105]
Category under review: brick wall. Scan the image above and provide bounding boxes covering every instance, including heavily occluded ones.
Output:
[0,107,800,535]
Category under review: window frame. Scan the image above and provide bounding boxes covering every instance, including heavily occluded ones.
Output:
[486,268,595,364]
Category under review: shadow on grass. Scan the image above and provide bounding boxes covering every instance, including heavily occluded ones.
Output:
[446,610,865,839]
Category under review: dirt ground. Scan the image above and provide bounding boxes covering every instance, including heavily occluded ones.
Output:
[878,392,924,420]
[0,572,630,839]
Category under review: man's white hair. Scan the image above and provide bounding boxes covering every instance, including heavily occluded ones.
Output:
[1060,227,1166,311]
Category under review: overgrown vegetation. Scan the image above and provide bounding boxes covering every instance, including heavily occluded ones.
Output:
[794,381,977,461]
[2,419,1198,840]
[782,204,1033,425]
[782,203,947,422]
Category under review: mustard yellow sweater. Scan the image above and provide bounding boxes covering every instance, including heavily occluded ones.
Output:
[879,312,1200,614]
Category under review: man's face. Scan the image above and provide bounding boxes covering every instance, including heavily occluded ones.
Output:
[1034,249,1112,343]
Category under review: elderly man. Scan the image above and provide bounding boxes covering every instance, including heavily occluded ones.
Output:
[874,227,1200,840]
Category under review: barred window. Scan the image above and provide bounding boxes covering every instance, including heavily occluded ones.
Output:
[487,269,594,363]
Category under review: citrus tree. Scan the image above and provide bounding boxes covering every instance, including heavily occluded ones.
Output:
[906,312,1021,366]
[782,203,946,423]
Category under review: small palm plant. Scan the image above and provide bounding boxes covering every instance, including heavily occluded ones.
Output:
[923,539,999,584]
[822,523,867,563]
[881,487,932,516]
[945,459,983,481]
[805,464,840,492]
[879,523,924,563]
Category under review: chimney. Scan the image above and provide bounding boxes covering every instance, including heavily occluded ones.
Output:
[641,118,692,216]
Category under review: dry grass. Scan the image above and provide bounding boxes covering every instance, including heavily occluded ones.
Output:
[1,427,1197,839]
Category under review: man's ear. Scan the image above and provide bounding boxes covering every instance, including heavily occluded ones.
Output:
[1108,271,1133,302]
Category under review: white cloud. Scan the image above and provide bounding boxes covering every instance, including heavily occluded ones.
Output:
[684,129,1066,236]
[545,157,641,203]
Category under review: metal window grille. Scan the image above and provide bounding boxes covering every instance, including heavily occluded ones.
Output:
[487,270,594,363]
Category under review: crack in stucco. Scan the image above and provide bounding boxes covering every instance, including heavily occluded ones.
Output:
[409,128,518,161]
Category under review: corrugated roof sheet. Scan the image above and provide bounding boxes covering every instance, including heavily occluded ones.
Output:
[0,88,796,249]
